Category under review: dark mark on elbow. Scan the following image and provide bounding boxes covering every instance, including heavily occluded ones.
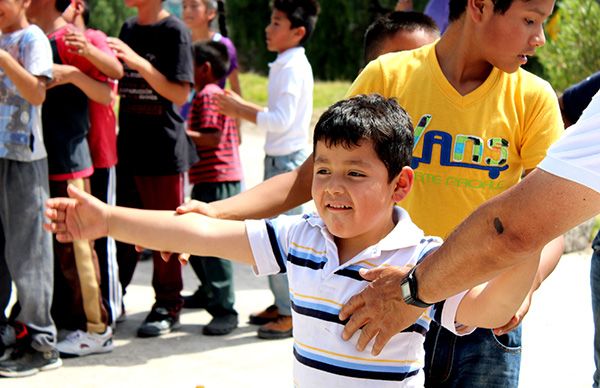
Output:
[493,217,504,234]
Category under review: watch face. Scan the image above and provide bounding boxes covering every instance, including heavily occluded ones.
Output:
[401,281,411,299]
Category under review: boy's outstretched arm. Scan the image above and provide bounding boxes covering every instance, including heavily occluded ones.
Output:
[46,185,256,266]
[49,64,112,105]
[0,49,47,105]
[64,29,124,80]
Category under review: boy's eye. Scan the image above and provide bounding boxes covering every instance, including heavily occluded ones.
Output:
[525,19,534,25]
[316,168,329,175]
[348,171,366,177]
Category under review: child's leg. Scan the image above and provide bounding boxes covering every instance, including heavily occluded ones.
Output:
[0,159,56,351]
[135,174,185,313]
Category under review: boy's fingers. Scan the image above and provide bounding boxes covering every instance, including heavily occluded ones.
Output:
[357,266,387,282]
[339,292,365,321]
[371,330,394,356]
[340,307,368,341]
[355,322,377,352]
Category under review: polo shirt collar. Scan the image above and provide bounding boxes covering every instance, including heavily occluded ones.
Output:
[269,46,305,68]
[304,206,426,252]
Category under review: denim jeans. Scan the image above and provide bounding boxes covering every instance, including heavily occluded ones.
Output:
[591,232,600,388]
[424,323,521,387]
[264,149,308,316]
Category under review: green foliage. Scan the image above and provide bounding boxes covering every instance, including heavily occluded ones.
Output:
[227,0,427,80]
[537,0,600,92]
[89,0,136,37]
[239,72,351,109]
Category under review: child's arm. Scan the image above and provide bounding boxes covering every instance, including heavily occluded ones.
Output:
[215,90,263,124]
[64,29,124,80]
[107,37,190,106]
[45,184,256,266]
[186,128,221,148]
[48,64,112,105]
[0,49,47,105]
[455,244,552,329]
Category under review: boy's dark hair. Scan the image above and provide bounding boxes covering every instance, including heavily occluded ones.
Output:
[364,11,439,63]
[55,0,71,13]
[272,0,320,45]
[449,0,523,22]
[192,41,230,81]
[313,94,413,182]
[80,0,90,26]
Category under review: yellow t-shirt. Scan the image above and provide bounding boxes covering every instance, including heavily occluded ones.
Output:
[347,43,563,237]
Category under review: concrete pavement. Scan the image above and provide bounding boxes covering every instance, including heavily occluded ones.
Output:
[2,123,596,387]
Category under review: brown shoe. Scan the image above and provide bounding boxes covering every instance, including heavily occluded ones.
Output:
[257,315,292,339]
[248,305,279,325]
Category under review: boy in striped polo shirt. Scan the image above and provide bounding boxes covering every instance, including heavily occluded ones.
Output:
[45,94,541,387]
[185,41,243,335]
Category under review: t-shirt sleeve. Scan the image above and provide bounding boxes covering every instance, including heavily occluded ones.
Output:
[165,21,194,85]
[23,28,53,79]
[539,91,600,194]
[244,215,299,276]
[190,90,224,133]
[562,72,600,125]
[429,292,475,336]
[520,79,564,170]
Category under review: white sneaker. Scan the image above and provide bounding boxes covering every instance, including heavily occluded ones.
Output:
[56,326,113,357]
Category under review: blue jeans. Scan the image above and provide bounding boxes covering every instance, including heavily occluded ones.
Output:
[591,232,600,387]
[264,149,308,316]
[424,323,521,387]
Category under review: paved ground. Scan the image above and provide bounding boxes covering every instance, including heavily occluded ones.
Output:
[2,124,596,387]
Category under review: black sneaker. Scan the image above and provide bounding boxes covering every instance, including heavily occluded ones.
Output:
[137,307,180,338]
[0,346,62,377]
[202,314,238,336]
[0,324,16,362]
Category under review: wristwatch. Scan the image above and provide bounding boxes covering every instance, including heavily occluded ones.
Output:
[400,265,433,308]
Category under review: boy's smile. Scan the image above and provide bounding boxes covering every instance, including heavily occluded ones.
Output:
[312,140,412,260]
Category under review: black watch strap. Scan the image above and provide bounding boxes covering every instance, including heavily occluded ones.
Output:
[400,265,433,308]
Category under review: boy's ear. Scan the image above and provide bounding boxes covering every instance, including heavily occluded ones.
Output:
[292,26,307,44]
[468,0,488,23]
[391,166,414,203]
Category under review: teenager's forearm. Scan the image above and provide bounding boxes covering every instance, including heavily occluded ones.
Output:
[84,45,124,80]
[235,100,261,124]
[211,155,314,220]
[0,53,46,105]
[106,206,255,265]
[417,169,600,304]
[135,58,190,105]
[70,70,112,105]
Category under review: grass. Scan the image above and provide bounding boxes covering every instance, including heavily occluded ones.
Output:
[238,72,351,110]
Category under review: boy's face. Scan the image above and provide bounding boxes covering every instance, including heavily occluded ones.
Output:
[0,0,28,33]
[265,9,303,53]
[478,0,554,73]
[312,140,411,247]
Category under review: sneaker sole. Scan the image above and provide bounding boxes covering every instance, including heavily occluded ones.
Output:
[0,358,62,378]
[137,322,181,338]
[58,344,114,358]
[257,330,293,340]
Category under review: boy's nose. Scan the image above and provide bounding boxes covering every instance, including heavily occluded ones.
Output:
[531,25,546,47]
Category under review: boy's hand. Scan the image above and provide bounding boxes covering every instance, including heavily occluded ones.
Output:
[137,200,217,265]
[493,290,533,336]
[339,265,422,356]
[64,28,92,57]
[45,184,110,242]
[106,37,146,71]
[214,90,243,118]
[47,64,77,88]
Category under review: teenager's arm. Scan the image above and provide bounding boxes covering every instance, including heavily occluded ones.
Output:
[49,64,112,104]
[182,154,314,220]
[339,169,600,355]
[45,185,255,265]
[214,90,262,124]
[107,37,190,106]
[0,49,47,105]
[65,30,124,80]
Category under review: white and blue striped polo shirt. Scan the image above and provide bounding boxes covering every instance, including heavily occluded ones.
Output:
[245,206,470,387]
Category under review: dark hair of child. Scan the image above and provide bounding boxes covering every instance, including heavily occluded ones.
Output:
[313,94,414,182]
[272,0,320,45]
[192,40,230,80]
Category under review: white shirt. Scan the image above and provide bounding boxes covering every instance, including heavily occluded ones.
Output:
[245,207,470,387]
[256,47,313,156]
[539,90,600,193]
